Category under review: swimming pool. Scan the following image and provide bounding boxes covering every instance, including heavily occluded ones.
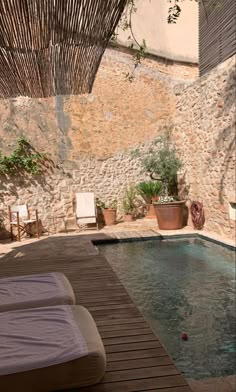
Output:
[98,238,236,380]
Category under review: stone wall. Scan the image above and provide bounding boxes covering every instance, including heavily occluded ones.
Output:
[174,56,236,238]
[0,48,198,233]
[0,148,150,233]
[0,48,197,161]
[1,48,235,240]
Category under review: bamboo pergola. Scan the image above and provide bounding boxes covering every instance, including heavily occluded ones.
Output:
[0,0,127,98]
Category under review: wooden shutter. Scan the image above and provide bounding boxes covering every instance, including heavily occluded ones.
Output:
[199,0,236,76]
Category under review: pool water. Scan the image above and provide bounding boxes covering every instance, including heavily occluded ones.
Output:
[98,238,236,380]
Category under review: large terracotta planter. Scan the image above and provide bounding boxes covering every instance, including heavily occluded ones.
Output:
[102,208,117,226]
[123,214,134,222]
[146,204,156,219]
[153,201,185,230]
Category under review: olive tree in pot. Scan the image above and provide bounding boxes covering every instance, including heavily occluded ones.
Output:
[137,181,162,218]
[139,129,184,230]
[122,185,138,222]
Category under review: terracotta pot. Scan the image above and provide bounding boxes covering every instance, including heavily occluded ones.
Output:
[153,201,185,230]
[97,207,105,226]
[146,204,156,219]
[0,228,10,240]
[151,197,159,203]
[102,208,117,226]
[123,214,134,222]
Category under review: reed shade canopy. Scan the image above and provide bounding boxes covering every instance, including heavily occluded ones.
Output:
[0,0,127,98]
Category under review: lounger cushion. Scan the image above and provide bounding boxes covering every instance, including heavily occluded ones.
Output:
[0,305,106,391]
[0,272,75,312]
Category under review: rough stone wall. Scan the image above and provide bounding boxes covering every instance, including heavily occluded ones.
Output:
[0,50,235,240]
[0,48,197,160]
[0,48,198,233]
[0,149,149,233]
[174,56,236,239]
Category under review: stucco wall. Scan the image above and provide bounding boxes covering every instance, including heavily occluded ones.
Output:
[117,0,199,63]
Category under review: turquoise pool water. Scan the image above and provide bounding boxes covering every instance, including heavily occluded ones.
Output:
[98,238,236,380]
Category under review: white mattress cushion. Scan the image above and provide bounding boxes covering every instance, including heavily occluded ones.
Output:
[0,272,75,312]
[0,305,88,376]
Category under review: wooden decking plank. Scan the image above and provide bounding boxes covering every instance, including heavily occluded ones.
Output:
[100,327,152,338]
[106,356,173,371]
[105,340,162,353]
[102,334,158,346]
[102,365,179,382]
[98,322,148,332]
[89,308,141,318]
[76,288,127,297]
[79,375,188,391]
[88,303,136,312]
[78,291,129,300]
[106,347,168,362]
[139,388,191,392]
[95,317,145,326]
[81,298,133,307]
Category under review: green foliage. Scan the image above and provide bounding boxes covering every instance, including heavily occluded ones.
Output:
[122,185,138,215]
[167,0,182,24]
[111,0,146,81]
[111,0,222,78]
[158,195,179,203]
[137,181,162,204]
[96,198,117,209]
[0,137,47,175]
[0,216,4,229]
[135,128,182,196]
[167,0,223,24]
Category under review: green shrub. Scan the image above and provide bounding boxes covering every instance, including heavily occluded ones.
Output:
[137,181,162,204]
[122,185,138,215]
[134,128,182,196]
[96,199,117,209]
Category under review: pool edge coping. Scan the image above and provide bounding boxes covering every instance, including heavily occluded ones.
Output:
[92,232,236,251]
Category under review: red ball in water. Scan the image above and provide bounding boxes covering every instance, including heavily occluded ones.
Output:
[181,332,188,341]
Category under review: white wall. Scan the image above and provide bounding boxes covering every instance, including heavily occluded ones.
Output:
[117,0,198,63]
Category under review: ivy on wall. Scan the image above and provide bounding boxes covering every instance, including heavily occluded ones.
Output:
[0,137,48,175]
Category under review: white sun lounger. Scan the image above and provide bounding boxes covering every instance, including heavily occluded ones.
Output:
[0,272,75,312]
[75,192,98,229]
[0,305,106,391]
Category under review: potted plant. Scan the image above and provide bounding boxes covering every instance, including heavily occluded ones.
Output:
[139,129,184,229]
[137,181,162,218]
[122,185,138,222]
[97,199,117,226]
[0,214,9,240]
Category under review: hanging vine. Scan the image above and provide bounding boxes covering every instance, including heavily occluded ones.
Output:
[111,0,222,80]
[0,137,48,176]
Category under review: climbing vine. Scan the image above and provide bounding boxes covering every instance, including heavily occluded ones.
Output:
[111,0,146,81]
[112,0,222,80]
[0,137,48,175]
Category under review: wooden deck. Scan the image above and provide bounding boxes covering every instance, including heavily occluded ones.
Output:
[0,234,192,392]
